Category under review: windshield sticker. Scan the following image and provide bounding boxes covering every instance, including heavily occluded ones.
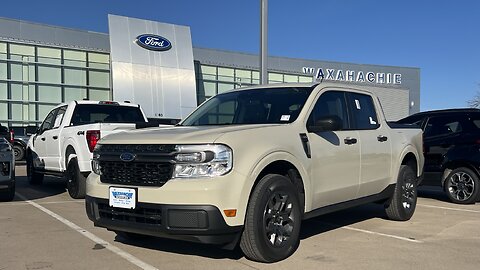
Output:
[369,117,377,125]
[280,115,291,121]
[355,99,361,110]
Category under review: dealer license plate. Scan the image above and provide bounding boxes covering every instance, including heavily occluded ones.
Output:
[109,187,136,209]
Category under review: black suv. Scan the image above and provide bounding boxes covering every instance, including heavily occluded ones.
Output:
[398,108,480,204]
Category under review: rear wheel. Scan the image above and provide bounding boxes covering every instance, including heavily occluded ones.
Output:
[27,153,44,185]
[444,167,480,204]
[66,159,86,199]
[13,144,25,161]
[385,165,417,221]
[240,174,301,263]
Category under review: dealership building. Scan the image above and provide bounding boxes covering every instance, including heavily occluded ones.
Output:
[0,15,420,126]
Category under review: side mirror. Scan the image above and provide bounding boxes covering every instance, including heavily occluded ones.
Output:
[308,115,343,133]
[26,125,38,135]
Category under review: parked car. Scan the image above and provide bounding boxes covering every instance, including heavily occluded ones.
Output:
[26,100,148,199]
[10,126,31,161]
[398,108,480,204]
[86,83,424,262]
[0,124,14,144]
[0,137,15,201]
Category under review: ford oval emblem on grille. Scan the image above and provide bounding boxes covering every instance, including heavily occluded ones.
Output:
[120,152,136,162]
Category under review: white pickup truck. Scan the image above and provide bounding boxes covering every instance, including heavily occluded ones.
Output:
[26,100,148,199]
[86,83,424,262]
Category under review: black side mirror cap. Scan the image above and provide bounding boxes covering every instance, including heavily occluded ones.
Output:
[308,115,343,133]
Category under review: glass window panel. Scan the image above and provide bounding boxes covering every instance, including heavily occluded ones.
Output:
[64,87,87,102]
[235,69,251,84]
[38,47,61,58]
[64,50,86,61]
[252,71,259,79]
[38,85,61,103]
[200,74,216,80]
[64,69,86,86]
[38,104,56,121]
[0,102,7,121]
[38,66,61,84]
[22,65,35,82]
[0,43,6,53]
[0,62,6,80]
[252,79,260,84]
[299,75,313,83]
[11,103,24,121]
[218,67,234,82]
[28,85,35,102]
[11,84,23,100]
[268,73,283,83]
[284,74,298,83]
[88,62,109,69]
[88,52,109,63]
[89,89,110,101]
[29,104,36,121]
[200,65,216,75]
[200,81,216,97]
[89,71,110,88]
[0,83,6,99]
[218,82,234,94]
[10,44,35,56]
[10,63,22,81]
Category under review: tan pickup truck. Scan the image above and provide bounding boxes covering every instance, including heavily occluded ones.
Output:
[86,83,424,262]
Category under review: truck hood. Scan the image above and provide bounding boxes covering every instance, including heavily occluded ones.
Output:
[99,124,280,145]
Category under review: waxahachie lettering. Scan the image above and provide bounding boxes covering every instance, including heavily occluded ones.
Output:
[302,67,402,85]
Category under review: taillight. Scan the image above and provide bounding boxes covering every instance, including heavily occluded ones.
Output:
[86,130,100,152]
[9,129,14,143]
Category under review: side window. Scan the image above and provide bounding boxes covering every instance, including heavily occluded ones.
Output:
[424,116,463,138]
[53,106,67,129]
[39,108,58,133]
[307,91,349,130]
[348,93,379,130]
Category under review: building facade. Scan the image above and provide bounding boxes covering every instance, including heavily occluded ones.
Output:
[0,16,420,126]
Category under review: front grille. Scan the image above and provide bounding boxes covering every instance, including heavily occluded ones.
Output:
[96,144,176,187]
[100,161,172,186]
[97,203,162,225]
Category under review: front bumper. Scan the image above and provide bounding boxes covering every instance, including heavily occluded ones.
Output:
[85,196,242,247]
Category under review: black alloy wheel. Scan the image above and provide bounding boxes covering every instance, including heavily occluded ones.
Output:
[445,167,480,204]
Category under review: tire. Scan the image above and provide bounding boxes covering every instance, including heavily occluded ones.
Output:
[385,165,417,221]
[240,174,302,263]
[0,181,15,202]
[66,159,86,199]
[26,153,44,185]
[13,144,25,161]
[444,167,480,204]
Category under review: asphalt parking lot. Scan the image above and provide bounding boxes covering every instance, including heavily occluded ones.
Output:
[1,165,479,270]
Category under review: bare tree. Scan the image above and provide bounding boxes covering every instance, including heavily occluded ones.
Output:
[468,85,480,108]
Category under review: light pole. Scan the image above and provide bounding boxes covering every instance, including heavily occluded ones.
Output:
[260,0,268,84]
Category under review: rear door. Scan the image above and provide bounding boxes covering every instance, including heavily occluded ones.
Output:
[307,90,361,208]
[347,92,393,197]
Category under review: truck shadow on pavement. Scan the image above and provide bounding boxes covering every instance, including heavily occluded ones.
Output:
[13,175,67,201]
[417,186,451,203]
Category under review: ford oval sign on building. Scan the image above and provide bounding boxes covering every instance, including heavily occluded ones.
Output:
[135,34,172,51]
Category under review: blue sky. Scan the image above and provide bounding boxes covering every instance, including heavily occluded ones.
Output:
[1,0,479,111]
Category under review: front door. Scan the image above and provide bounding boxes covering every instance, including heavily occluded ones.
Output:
[45,106,67,170]
[32,108,57,170]
[307,91,360,208]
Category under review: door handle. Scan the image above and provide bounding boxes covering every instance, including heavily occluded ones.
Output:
[344,137,357,145]
[52,136,58,140]
[40,137,46,141]
[377,135,388,142]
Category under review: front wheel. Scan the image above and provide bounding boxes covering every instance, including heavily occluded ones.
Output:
[385,165,417,221]
[66,159,86,199]
[444,167,480,204]
[240,174,302,263]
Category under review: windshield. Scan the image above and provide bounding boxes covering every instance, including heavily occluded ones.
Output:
[181,86,314,126]
[71,104,146,125]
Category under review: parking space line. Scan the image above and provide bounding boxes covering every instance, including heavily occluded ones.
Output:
[318,222,423,243]
[16,193,159,270]
[418,204,480,214]
[2,200,83,206]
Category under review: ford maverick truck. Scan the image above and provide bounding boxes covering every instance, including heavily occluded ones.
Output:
[26,100,148,199]
[86,83,424,262]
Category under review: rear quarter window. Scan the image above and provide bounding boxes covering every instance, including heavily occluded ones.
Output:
[71,104,145,125]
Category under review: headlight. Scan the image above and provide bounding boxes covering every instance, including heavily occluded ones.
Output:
[173,144,232,178]
[91,153,102,175]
